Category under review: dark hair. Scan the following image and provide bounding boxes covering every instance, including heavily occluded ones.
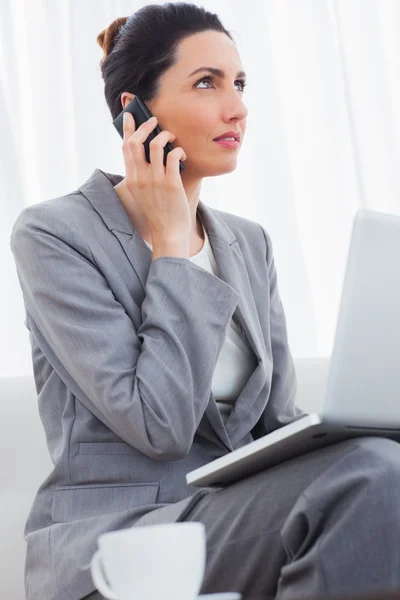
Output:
[96,2,234,120]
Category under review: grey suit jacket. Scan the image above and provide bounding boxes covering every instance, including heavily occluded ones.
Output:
[10,168,306,600]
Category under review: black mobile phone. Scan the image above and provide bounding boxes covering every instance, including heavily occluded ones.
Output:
[112,95,185,174]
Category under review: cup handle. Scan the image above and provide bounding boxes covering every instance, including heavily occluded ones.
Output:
[90,550,119,600]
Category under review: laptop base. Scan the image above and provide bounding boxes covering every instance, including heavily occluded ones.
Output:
[186,414,400,487]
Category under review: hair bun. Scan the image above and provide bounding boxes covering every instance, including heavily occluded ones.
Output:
[97,16,129,61]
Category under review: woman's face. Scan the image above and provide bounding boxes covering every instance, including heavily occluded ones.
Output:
[145,30,248,178]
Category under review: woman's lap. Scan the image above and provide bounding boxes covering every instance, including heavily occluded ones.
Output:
[175,436,400,598]
[83,436,400,600]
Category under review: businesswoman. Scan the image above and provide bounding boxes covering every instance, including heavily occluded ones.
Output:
[10,4,400,599]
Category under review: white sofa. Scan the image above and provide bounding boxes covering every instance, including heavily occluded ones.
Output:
[0,357,330,600]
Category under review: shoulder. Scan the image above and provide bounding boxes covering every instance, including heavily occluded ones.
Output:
[9,191,96,258]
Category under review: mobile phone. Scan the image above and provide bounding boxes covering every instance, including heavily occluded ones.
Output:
[112,95,185,173]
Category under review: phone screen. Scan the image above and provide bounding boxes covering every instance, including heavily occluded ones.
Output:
[112,95,184,173]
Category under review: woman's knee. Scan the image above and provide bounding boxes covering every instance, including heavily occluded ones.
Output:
[325,435,400,513]
[293,436,400,515]
[353,436,400,475]
[280,437,400,561]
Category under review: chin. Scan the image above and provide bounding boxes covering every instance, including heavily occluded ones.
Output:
[210,161,238,176]
[185,156,239,177]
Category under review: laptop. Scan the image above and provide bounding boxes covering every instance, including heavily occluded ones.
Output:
[186,208,400,488]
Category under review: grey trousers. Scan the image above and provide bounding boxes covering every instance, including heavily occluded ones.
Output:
[83,436,400,600]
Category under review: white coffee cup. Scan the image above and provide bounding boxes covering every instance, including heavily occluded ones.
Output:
[90,522,241,600]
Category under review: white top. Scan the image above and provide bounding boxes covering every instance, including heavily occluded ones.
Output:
[143,214,257,424]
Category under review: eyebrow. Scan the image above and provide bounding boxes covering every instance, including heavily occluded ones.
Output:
[187,67,247,79]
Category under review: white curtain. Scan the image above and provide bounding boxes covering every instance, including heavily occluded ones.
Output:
[2,0,400,377]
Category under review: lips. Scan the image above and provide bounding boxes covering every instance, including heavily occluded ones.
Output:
[213,131,241,142]
[214,139,240,149]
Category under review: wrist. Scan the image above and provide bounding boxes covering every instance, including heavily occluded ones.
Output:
[152,239,190,259]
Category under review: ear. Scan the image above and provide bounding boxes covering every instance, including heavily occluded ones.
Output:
[120,92,135,110]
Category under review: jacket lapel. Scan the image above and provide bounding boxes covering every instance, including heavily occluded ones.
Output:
[78,168,269,452]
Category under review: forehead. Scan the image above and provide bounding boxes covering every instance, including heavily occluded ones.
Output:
[174,30,244,76]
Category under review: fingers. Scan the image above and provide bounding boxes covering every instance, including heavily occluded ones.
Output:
[124,114,157,179]
[122,111,136,133]
[122,112,140,180]
[150,130,178,182]
[165,147,187,181]
[123,112,186,183]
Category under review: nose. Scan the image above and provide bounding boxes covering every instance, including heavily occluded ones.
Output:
[222,108,247,135]
[223,91,248,123]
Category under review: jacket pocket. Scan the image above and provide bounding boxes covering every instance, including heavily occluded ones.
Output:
[78,442,144,456]
[52,482,159,522]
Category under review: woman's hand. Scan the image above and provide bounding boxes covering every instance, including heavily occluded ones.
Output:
[121,112,191,241]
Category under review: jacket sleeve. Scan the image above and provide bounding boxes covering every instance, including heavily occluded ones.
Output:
[10,204,240,460]
[258,225,308,434]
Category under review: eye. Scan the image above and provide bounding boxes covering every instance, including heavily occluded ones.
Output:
[194,75,248,92]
